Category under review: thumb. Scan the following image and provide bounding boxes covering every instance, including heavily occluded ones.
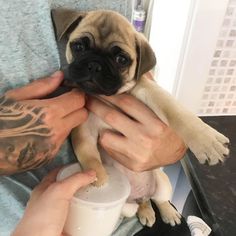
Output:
[58,170,97,199]
[5,71,64,101]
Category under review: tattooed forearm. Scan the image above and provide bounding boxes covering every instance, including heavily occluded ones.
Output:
[0,96,55,175]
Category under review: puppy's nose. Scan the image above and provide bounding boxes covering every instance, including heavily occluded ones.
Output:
[88,62,102,72]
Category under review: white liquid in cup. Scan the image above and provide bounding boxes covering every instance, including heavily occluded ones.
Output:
[57,163,131,236]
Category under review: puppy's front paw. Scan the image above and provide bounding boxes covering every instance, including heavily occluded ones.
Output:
[188,123,230,165]
[82,159,108,187]
[93,165,108,187]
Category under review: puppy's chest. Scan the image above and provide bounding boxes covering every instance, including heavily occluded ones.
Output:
[88,112,157,201]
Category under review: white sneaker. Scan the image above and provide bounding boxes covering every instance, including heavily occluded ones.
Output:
[187,216,212,236]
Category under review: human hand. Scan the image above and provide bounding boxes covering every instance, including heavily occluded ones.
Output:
[0,71,87,175]
[87,94,186,171]
[12,167,96,236]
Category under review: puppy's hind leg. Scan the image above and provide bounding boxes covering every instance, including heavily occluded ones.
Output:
[121,201,155,227]
[151,169,181,226]
[137,200,156,227]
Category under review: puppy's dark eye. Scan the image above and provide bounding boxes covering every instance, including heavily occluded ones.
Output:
[71,37,90,52]
[111,46,131,68]
[111,46,122,55]
[75,41,85,51]
[115,54,129,67]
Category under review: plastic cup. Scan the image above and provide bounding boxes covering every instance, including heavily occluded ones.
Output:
[57,163,131,236]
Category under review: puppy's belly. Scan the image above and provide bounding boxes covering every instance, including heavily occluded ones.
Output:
[101,150,156,202]
[120,166,156,202]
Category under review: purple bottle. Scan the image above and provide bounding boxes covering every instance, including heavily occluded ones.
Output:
[132,4,146,33]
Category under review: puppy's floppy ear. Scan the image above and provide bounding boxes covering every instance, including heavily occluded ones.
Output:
[51,8,87,40]
[135,33,156,79]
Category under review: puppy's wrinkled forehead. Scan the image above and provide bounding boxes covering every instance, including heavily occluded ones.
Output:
[70,11,136,50]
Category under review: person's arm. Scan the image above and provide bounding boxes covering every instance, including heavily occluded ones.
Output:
[0,71,87,175]
[87,94,187,171]
[12,167,96,236]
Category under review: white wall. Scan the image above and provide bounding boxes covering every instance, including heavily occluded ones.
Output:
[149,1,194,211]
[149,0,194,93]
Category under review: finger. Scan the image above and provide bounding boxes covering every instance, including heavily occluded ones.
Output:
[100,131,151,171]
[45,89,86,118]
[5,71,64,101]
[101,94,158,124]
[104,147,135,170]
[99,130,130,155]
[87,97,138,137]
[57,170,97,199]
[105,147,152,172]
[63,108,88,132]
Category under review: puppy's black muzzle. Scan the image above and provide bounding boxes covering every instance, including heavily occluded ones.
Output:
[65,50,123,96]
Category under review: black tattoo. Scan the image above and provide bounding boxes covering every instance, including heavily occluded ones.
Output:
[0,96,55,175]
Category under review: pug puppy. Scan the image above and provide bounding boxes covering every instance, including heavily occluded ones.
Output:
[52,9,230,227]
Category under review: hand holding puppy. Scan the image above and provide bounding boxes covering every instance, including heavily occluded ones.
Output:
[87,94,187,171]
[0,71,87,175]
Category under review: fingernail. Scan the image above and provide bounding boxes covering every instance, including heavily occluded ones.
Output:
[51,71,62,78]
[86,170,97,182]
[85,170,97,177]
